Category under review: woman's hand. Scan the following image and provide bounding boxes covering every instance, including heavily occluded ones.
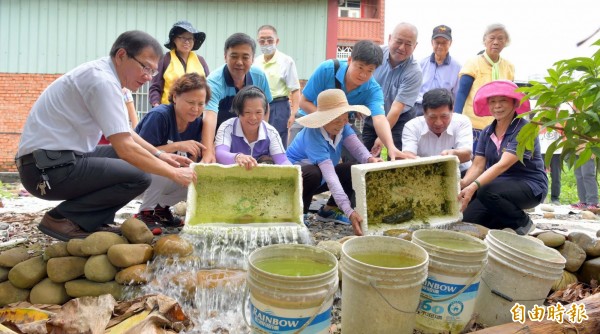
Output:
[349,211,363,236]
[177,140,206,161]
[235,154,258,170]
[458,183,478,212]
[367,157,383,163]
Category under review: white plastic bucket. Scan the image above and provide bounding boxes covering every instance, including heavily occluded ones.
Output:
[246,244,338,334]
[412,229,488,333]
[341,236,429,334]
[475,230,566,326]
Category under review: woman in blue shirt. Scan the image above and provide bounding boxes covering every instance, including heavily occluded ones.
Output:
[458,80,547,235]
[287,89,381,235]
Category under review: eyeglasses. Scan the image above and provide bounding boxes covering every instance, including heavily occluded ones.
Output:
[177,36,194,44]
[258,38,275,45]
[128,54,158,77]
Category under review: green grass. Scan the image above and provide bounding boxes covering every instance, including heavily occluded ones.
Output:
[549,166,599,205]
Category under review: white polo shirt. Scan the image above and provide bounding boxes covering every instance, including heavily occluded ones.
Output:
[402,113,473,172]
[17,57,129,156]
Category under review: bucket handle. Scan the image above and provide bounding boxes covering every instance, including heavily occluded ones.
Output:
[420,265,485,303]
[369,279,419,314]
[242,281,338,334]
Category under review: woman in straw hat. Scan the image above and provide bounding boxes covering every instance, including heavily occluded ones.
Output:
[149,20,210,107]
[286,89,382,235]
[215,85,290,169]
[458,80,547,235]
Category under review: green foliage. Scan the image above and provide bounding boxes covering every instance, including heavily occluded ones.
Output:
[0,181,16,199]
[516,39,600,169]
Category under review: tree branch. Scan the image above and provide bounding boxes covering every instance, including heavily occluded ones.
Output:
[529,121,600,143]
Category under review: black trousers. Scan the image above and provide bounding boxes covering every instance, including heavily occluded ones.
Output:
[301,163,355,214]
[362,110,416,152]
[542,154,562,201]
[462,179,542,230]
[18,146,151,231]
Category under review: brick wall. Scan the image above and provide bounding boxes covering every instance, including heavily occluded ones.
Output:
[0,73,60,172]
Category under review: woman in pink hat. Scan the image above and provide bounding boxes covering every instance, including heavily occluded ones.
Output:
[458,80,547,235]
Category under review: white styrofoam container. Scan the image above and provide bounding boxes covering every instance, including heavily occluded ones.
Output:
[351,155,462,235]
[184,163,304,227]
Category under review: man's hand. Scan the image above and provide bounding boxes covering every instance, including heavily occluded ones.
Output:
[349,211,363,236]
[201,148,216,163]
[171,167,197,187]
[177,140,206,161]
[367,157,383,163]
[159,152,193,168]
[387,147,413,161]
[370,138,383,156]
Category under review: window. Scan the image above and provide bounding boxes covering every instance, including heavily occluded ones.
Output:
[338,0,361,18]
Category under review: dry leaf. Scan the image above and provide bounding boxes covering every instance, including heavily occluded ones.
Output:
[0,307,53,323]
[47,294,116,334]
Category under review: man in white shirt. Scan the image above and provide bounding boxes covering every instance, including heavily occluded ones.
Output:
[402,88,473,176]
[16,30,195,241]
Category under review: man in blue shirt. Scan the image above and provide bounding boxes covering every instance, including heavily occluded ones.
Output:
[370,22,423,153]
[414,25,462,116]
[202,33,272,163]
[290,40,408,160]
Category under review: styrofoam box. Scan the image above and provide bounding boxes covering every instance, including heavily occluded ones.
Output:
[351,155,462,235]
[184,163,304,226]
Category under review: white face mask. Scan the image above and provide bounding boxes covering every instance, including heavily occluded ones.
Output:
[260,44,276,55]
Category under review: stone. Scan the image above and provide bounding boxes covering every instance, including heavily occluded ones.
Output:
[65,279,123,300]
[173,201,187,216]
[0,247,31,267]
[586,239,600,257]
[525,235,545,245]
[537,231,566,248]
[115,264,149,285]
[8,256,47,289]
[539,204,555,212]
[543,212,556,219]
[597,230,600,238]
[446,222,490,240]
[578,257,600,284]
[121,218,154,244]
[81,232,128,256]
[581,210,598,220]
[0,267,8,282]
[47,256,87,283]
[67,239,87,257]
[154,235,193,258]
[568,232,600,257]
[170,269,245,298]
[30,278,70,305]
[317,240,342,259]
[557,241,586,273]
[0,281,30,307]
[107,244,153,268]
[85,255,117,283]
[0,222,9,230]
[43,242,70,260]
[551,270,578,291]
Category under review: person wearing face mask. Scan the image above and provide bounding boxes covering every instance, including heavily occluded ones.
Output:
[253,25,300,148]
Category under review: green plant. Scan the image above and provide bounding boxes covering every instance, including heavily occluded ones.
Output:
[516,39,600,168]
[0,181,16,199]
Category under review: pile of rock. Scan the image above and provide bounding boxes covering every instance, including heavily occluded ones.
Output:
[536,230,600,289]
[0,217,168,306]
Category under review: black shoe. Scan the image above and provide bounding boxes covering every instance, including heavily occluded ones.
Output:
[38,213,91,241]
[153,205,183,227]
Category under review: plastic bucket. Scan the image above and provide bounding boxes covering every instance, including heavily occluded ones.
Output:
[474,230,566,326]
[246,244,338,334]
[341,236,429,334]
[412,229,488,333]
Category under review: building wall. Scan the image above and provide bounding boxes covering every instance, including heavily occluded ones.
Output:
[0,0,329,172]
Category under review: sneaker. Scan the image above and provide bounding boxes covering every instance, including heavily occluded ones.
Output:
[587,204,599,212]
[316,206,351,225]
[134,211,163,235]
[153,205,183,227]
[551,199,561,206]
[571,202,587,209]
[514,218,536,236]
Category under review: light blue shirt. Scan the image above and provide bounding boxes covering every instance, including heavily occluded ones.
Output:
[286,124,355,165]
[298,59,384,117]
[373,46,422,115]
[417,53,462,103]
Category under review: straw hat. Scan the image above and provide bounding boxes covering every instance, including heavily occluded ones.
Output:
[473,80,531,117]
[296,89,371,128]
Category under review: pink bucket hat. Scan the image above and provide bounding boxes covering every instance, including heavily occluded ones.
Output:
[473,80,531,117]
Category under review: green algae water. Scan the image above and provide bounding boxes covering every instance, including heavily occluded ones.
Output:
[351,252,422,268]
[419,236,487,251]
[254,257,335,277]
